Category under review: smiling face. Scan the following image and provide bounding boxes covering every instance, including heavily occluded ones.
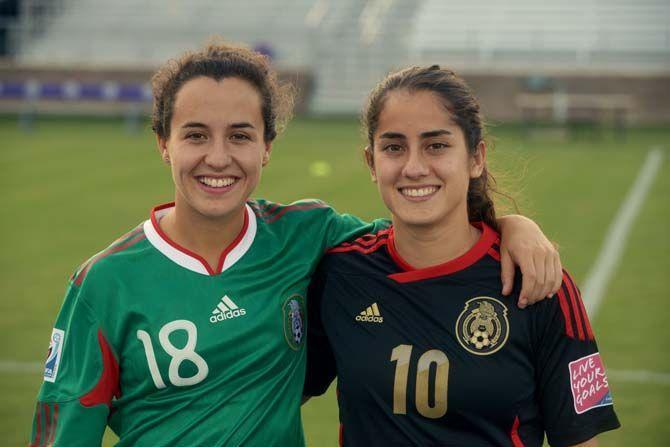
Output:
[158,76,271,222]
[367,89,485,231]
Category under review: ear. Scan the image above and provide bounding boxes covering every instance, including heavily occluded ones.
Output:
[157,135,170,164]
[470,140,487,178]
[364,146,377,183]
[262,141,273,167]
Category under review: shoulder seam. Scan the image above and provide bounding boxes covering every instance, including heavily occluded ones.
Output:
[252,199,329,223]
[555,270,594,341]
[327,228,391,254]
[487,239,501,262]
[73,227,146,286]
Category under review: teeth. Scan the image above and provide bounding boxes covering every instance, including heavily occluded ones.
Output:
[400,186,438,197]
[199,177,236,188]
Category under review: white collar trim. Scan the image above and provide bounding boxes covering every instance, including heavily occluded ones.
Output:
[143,204,257,275]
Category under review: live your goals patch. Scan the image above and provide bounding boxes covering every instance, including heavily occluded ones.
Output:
[569,352,613,414]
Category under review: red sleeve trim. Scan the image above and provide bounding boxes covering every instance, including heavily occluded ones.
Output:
[72,225,144,277]
[556,285,575,339]
[43,404,51,446]
[252,200,329,223]
[109,225,144,248]
[348,231,390,247]
[327,238,389,255]
[564,271,595,340]
[30,402,59,446]
[258,201,282,217]
[74,232,146,286]
[563,271,585,340]
[556,271,593,341]
[265,202,329,223]
[79,330,120,408]
[30,402,42,447]
[510,415,525,447]
[339,423,344,447]
[327,229,391,255]
[49,404,58,446]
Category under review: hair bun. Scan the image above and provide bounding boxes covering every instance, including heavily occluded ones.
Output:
[429,64,441,70]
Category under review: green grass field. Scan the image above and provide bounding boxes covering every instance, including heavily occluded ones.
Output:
[1,117,668,446]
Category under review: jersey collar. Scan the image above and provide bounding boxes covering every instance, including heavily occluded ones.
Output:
[143,202,257,276]
[387,221,499,283]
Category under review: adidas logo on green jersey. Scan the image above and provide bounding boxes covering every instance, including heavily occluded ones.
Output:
[210,295,247,323]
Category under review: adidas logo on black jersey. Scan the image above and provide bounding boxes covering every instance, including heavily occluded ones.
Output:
[355,302,383,323]
[210,295,246,323]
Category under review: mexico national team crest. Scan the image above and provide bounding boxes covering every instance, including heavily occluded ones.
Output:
[283,294,305,350]
[456,297,509,356]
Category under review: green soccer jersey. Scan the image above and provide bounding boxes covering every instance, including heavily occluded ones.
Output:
[30,199,387,447]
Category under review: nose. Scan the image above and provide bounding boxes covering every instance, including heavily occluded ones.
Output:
[204,138,233,169]
[402,147,430,179]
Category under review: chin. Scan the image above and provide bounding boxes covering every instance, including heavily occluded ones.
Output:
[393,210,441,228]
[190,199,241,220]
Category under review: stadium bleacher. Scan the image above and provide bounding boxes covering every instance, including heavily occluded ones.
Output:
[411,0,670,68]
[3,0,669,120]
[18,0,318,67]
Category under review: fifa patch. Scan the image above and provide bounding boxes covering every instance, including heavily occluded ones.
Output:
[282,294,305,350]
[455,297,509,355]
[569,352,613,414]
[44,328,65,383]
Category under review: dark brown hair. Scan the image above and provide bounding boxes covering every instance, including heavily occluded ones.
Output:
[362,65,502,231]
[151,39,294,142]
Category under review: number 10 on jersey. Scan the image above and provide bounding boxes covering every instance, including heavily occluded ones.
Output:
[390,344,449,419]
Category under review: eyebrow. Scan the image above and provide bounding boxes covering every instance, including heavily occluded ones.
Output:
[379,131,406,140]
[231,122,255,130]
[420,129,451,138]
[181,121,208,129]
[379,129,452,140]
[180,122,256,130]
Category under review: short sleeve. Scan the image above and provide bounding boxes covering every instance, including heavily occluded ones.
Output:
[29,276,119,446]
[533,271,620,446]
[303,258,337,397]
[320,206,389,250]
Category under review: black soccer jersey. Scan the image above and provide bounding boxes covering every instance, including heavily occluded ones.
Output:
[304,223,620,447]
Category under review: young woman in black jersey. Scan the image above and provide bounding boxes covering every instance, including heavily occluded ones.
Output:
[304,66,620,446]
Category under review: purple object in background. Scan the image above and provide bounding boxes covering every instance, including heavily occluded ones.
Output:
[0,80,150,101]
[253,43,275,61]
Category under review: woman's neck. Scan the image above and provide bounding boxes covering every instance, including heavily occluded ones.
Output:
[159,200,246,271]
[392,213,481,270]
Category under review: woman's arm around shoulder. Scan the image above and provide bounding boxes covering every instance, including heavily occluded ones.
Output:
[497,214,562,307]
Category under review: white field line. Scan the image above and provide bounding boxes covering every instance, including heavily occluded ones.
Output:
[2,150,665,388]
[607,369,670,385]
[2,360,669,386]
[581,148,665,317]
[0,360,42,373]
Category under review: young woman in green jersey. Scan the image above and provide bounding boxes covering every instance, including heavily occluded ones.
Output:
[30,42,562,446]
[304,66,620,446]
